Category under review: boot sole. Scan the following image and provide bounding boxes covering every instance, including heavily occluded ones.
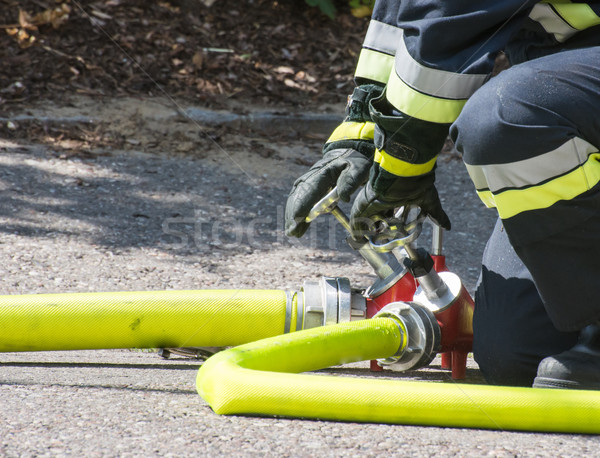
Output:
[533,376,600,390]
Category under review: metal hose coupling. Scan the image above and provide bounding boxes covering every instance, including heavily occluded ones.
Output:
[373,301,441,371]
[299,277,367,330]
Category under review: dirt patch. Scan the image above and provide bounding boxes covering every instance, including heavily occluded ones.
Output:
[1,0,361,167]
[0,94,344,164]
[0,0,367,109]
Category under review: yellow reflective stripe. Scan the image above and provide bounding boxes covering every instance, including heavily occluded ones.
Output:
[326,121,375,144]
[355,49,394,85]
[531,2,600,42]
[386,71,467,124]
[374,150,437,177]
[476,190,497,209]
[465,137,598,193]
[552,3,600,30]
[478,153,600,219]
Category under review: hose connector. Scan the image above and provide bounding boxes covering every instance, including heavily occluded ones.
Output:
[374,301,441,371]
[300,277,367,330]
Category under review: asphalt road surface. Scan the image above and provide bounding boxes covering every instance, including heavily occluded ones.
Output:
[1,99,599,456]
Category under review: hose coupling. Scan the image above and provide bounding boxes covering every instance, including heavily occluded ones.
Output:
[300,277,367,330]
[374,301,441,371]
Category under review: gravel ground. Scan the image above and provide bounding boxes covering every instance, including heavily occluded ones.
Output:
[1,98,598,456]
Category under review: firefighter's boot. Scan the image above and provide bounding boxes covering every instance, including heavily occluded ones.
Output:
[533,321,600,390]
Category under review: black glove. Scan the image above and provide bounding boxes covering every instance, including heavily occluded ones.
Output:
[350,92,451,237]
[350,172,451,239]
[285,148,372,237]
[284,84,383,238]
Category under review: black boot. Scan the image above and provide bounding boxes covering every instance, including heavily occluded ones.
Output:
[533,321,600,390]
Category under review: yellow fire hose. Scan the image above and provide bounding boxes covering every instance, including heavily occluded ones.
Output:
[196,318,600,434]
[0,289,295,351]
[3,287,599,433]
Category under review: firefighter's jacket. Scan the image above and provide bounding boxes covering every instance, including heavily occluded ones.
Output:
[353,0,600,180]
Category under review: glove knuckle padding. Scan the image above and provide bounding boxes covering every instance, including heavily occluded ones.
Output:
[284,148,373,237]
[337,151,372,201]
[351,168,451,232]
[350,183,380,230]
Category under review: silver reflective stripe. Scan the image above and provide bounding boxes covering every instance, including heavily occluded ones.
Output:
[362,19,403,56]
[395,30,488,100]
[465,137,599,192]
[529,3,577,43]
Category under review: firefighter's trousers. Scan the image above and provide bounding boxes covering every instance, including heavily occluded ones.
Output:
[451,47,600,385]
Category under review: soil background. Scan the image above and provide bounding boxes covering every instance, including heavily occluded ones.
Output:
[1,0,363,108]
[1,1,597,456]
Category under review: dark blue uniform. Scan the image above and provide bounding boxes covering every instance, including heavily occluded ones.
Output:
[353,1,600,385]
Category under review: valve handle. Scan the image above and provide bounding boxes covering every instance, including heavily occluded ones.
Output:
[304,187,398,280]
[367,208,426,253]
[305,188,341,223]
[306,189,429,254]
[305,187,353,234]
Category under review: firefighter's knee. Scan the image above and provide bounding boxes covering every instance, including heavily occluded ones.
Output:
[451,77,512,164]
[451,64,550,165]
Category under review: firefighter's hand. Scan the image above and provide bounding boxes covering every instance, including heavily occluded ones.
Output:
[285,148,372,238]
[285,83,383,238]
[350,172,451,239]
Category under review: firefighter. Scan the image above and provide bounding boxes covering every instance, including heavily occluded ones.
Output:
[285,1,600,389]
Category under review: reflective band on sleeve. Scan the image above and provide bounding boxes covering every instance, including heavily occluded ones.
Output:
[466,137,598,193]
[326,121,376,144]
[475,190,497,209]
[553,2,600,29]
[374,149,437,177]
[362,20,403,56]
[475,152,600,220]
[386,71,467,123]
[529,3,578,42]
[355,49,395,84]
[395,31,488,100]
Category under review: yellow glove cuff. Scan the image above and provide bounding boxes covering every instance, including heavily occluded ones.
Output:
[374,149,437,177]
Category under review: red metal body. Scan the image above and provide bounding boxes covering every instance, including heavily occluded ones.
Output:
[365,254,475,379]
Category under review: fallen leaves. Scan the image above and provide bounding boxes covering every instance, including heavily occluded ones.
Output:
[4,2,71,48]
[0,0,368,107]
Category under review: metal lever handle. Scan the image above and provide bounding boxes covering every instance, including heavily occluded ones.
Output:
[305,188,398,280]
[366,206,449,300]
[305,188,353,234]
[367,210,426,253]
[305,188,342,224]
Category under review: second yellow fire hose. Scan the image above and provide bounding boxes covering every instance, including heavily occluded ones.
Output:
[196,318,600,434]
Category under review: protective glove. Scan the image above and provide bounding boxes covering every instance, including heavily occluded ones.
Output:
[350,171,451,239]
[350,93,451,237]
[284,84,383,238]
[285,148,372,237]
